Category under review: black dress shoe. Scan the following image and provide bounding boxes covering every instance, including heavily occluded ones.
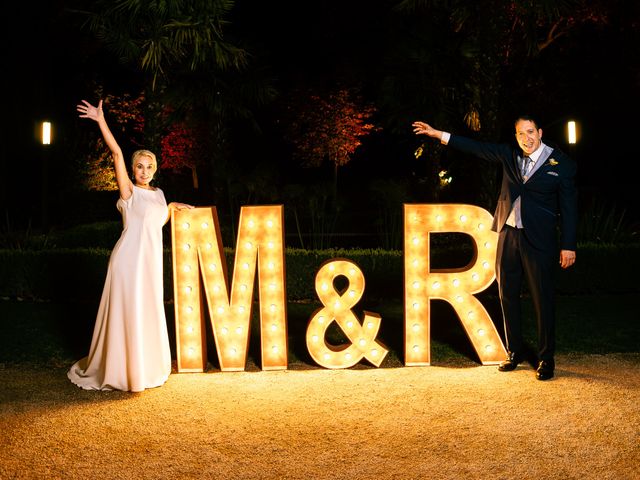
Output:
[498,352,523,372]
[536,360,555,380]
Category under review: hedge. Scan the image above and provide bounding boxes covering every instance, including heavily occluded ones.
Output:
[0,244,638,302]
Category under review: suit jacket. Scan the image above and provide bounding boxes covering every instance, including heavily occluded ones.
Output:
[449,135,578,253]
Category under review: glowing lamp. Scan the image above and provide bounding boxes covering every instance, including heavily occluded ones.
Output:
[172,206,288,372]
[403,204,507,366]
[567,120,577,144]
[41,121,52,145]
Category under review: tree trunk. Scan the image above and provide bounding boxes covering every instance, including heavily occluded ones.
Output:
[333,160,338,208]
[191,166,199,189]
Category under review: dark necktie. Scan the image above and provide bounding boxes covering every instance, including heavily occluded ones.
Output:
[521,156,533,179]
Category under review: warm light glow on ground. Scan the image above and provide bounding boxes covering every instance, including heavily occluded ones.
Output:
[3,356,638,479]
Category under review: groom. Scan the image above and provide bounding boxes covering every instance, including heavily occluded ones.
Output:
[412,116,577,380]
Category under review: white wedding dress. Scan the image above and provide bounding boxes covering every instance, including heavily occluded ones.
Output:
[68,185,172,392]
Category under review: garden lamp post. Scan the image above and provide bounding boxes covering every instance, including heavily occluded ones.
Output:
[41,120,52,230]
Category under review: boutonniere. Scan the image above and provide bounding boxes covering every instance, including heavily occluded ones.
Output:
[549,159,559,166]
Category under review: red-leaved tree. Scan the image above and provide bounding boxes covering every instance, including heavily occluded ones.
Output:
[81,92,144,191]
[283,87,379,198]
[159,118,208,189]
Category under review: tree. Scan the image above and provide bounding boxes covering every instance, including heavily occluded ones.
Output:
[81,0,276,202]
[80,91,144,191]
[81,0,247,161]
[282,86,378,201]
[159,113,208,189]
[163,61,278,201]
[383,0,609,207]
[84,0,246,89]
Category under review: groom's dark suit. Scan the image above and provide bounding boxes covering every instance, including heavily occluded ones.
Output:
[448,135,578,362]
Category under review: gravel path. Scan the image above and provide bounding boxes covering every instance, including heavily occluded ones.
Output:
[1,353,639,480]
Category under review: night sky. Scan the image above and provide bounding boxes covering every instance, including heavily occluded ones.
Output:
[2,0,639,236]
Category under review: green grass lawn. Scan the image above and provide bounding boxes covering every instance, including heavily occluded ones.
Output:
[0,294,638,369]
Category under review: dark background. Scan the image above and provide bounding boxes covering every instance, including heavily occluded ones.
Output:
[2,0,638,243]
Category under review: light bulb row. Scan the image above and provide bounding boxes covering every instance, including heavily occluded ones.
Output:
[409,211,488,231]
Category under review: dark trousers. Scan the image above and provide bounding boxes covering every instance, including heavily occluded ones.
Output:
[496,225,556,361]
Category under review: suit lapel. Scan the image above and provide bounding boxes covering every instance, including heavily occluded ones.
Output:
[526,145,554,181]
[538,145,553,165]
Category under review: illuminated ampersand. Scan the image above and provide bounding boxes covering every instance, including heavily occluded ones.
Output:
[404,204,507,366]
[306,259,388,369]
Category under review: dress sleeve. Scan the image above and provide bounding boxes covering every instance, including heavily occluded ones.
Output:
[117,188,134,213]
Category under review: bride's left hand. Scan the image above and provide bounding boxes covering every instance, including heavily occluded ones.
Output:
[170,202,194,210]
